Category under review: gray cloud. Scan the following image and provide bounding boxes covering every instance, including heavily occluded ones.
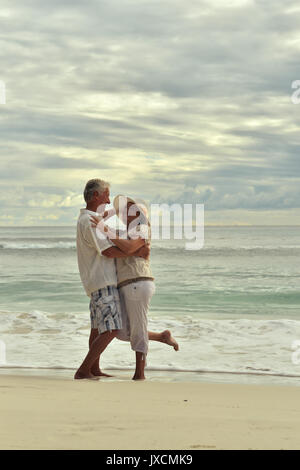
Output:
[0,0,300,225]
[37,156,111,169]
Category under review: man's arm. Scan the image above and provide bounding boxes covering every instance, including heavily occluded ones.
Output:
[102,247,130,258]
[103,244,150,259]
[82,218,114,257]
[109,237,145,256]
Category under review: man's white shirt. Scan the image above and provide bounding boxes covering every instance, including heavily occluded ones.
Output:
[76,209,117,297]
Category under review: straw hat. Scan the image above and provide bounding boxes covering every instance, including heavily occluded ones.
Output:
[113,195,149,222]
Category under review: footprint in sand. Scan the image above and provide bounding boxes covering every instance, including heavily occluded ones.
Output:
[190,444,216,449]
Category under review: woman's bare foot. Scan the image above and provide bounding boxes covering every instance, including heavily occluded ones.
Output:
[74,369,100,380]
[161,330,179,351]
[132,374,145,381]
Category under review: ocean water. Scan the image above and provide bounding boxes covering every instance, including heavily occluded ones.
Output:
[0,225,300,385]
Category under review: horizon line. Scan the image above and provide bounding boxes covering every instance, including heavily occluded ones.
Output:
[0,224,300,228]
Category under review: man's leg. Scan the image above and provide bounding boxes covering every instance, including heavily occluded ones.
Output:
[82,285,122,379]
[89,328,113,377]
[74,330,118,379]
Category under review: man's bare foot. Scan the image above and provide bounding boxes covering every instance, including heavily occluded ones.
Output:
[74,369,99,380]
[91,368,114,378]
[161,330,179,351]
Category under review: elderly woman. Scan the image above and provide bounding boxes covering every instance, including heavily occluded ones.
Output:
[91,195,178,380]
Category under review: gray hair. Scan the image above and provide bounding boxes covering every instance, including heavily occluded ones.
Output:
[83,179,110,203]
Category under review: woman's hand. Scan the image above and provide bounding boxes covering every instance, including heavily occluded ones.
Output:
[90,214,104,228]
[90,215,110,236]
[135,244,150,260]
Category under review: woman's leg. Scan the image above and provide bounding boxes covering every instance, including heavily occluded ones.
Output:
[134,352,146,380]
[120,281,154,380]
[129,298,149,380]
[148,330,179,351]
[117,282,179,379]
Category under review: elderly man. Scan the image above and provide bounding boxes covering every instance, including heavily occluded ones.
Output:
[74,179,149,379]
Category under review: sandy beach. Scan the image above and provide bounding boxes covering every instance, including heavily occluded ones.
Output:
[1,373,300,450]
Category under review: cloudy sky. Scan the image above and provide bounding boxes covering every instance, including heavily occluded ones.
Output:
[0,0,300,226]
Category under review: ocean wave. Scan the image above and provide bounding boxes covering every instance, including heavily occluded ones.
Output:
[1,239,300,254]
[152,245,300,255]
[0,241,76,250]
[1,312,300,383]
[1,309,300,327]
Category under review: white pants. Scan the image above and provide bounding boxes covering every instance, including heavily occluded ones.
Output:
[116,280,156,355]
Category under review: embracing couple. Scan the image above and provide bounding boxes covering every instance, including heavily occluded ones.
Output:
[74,178,178,381]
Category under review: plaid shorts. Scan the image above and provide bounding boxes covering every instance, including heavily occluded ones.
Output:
[90,285,122,334]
